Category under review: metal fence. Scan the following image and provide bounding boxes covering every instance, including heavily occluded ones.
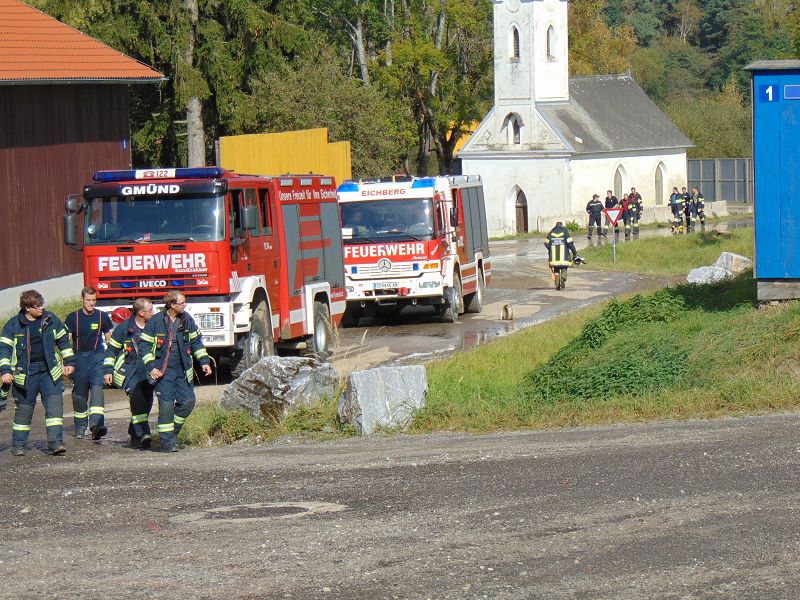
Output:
[688,158,752,203]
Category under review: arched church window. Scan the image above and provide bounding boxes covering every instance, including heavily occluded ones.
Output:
[614,164,627,198]
[655,163,667,205]
[511,26,520,60]
[503,113,522,145]
[546,26,556,62]
[515,190,528,234]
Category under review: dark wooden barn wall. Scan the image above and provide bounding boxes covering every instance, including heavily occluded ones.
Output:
[0,84,131,289]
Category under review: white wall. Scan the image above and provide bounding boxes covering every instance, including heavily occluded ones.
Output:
[571,149,688,213]
[462,154,570,236]
[533,0,569,102]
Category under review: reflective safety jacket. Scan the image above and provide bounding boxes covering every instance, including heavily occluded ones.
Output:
[670,193,684,214]
[629,192,643,217]
[0,310,75,388]
[104,316,147,392]
[545,226,578,267]
[586,199,604,215]
[693,193,705,214]
[138,311,210,384]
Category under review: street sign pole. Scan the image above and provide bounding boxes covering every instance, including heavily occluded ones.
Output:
[602,207,623,264]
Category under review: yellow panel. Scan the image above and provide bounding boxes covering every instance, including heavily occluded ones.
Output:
[218,128,352,185]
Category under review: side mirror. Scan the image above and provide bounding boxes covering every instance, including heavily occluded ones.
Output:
[242,204,258,231]
[64,213,79,247]
[450,206,459,227]
[65,195,82,213]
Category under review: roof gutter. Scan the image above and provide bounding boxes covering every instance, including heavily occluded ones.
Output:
[0,77,168,86]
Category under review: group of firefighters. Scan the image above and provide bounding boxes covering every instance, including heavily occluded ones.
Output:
[585,186,707,239]
[0,287,211,456]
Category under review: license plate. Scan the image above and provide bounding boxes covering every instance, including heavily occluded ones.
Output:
[373,282,399,289]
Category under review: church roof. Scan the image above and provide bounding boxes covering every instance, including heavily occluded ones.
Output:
[538,74,692,154]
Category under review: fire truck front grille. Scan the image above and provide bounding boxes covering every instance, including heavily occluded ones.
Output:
[96,274,211,293]
[350,261,419,279]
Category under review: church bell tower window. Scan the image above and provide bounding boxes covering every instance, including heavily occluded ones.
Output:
[546,25,556,62]
[510,26,520,61]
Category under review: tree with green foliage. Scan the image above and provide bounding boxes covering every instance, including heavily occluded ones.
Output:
[666,81,751,157]
[252,48,403,178]
[569,0,637,75]
[376,0,493,176]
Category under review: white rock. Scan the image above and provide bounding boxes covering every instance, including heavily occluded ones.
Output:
[714,251,752,274]
[687,266,732,285]
[338,365,427,435]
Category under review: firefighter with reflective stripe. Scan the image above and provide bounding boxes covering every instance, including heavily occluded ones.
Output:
[585,194,604,239]
[629,187,643,235]
[138,291,212,452]
[0,290,75,456]
[692,186,706,231]
[65,286,114,441]
[669,187,685,234]
[104,299,156,449]
[682,187,693,232]
[545,222,582,288]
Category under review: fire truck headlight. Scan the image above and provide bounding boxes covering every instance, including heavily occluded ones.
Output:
[347,286,354,292]
[420,280,441,289]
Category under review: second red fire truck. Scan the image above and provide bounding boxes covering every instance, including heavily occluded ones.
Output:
[336,175,491,325]
[64,167,346,375]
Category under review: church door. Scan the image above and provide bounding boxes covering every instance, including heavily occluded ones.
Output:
[515,191,528,234]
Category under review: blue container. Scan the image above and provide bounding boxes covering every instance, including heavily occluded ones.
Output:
[746,60,800,299]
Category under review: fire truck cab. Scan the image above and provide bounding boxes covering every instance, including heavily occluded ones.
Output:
[64,167,346,376]
[337,175,491,325]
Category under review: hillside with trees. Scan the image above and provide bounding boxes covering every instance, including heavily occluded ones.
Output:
[30,0,800,173]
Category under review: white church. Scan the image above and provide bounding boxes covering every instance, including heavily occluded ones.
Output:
[458,0,692,236]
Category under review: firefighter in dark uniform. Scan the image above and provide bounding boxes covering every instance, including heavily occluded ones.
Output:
[603,190,618,236]
[0,290,75,456]
[629,187,643,235]
[65,286,114,440]
[669,187,684,234]
[104,298,156,449]
[585,194,604,239]
[139,291,212,452]
[692,186,706,231]
[682,187,693,232]
[544,222,582,288]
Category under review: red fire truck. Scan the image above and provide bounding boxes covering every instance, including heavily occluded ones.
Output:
[336,175,491,325]
[64,167,346,375]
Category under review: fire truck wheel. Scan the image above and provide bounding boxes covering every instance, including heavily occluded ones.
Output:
[230,302,274,378]
[464,271,484,314]
[307,301,333,360]
[440,275,462,323]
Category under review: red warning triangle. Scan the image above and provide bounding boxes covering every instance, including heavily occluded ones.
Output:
[603,207,623,226]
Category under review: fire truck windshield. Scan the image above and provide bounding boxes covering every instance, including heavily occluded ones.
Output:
[84,194,225,245]
[341,198,435,242]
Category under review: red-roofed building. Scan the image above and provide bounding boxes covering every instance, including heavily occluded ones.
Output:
[0,0,163,293]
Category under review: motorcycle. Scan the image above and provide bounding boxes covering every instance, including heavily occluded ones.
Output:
[550,256,586,290]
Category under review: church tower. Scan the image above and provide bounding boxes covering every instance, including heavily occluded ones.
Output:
[494,0,569,110]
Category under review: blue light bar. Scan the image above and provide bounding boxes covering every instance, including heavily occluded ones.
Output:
[411,178,436,189]
[351,266,358,274]
[120,281,134,289]
[338,181,360,192]
[413,263,419,271]
[93,167,225,183]
[170,280,185,287]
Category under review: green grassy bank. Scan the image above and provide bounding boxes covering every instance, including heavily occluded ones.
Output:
[579,228,753,276]
[413,271,800,432]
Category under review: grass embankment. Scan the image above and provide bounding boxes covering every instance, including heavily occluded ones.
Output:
[0,298,82,323]
[413,271,800,431]
[579,228,753,276]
